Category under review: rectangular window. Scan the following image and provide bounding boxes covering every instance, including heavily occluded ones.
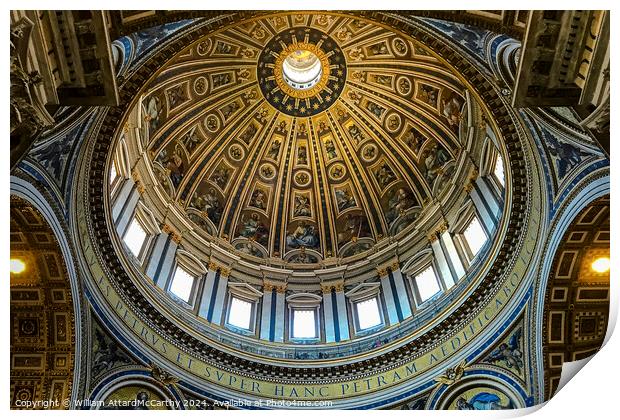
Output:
[292,309,317,338]
[228,297,253,330]
[494,154,505,187]
[169,266,195,303]
[464,216,487,257]
[123,218,147,258]
[415,266,441,302]
[356,297,382,330]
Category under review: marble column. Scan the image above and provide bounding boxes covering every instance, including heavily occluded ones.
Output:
[197,262,220,321]
[209,267,230,326]
[430,232,454,289]
[111,177,135,222]
[146,228,179,289]
[440,230,466,282]
[389,263,412,320]
[476,176,502,220]
[322,285,336,343]
[467,181,496,237]
[379,267,400,325]
[259,285,275,341]
[258,281,286,342]
[114,180,140,237]
[334,284,350,341]
[273,284,286,342]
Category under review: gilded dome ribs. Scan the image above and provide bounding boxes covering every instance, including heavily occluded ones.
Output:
[347,79,461,155]
[338,96,429,204]
[326,108,386,239]
[271,118,297,256]
[307,118,336,257]
[147,81,256,154]
[177,96,264,203]
[221,111,280,238]
[336,25,386,50]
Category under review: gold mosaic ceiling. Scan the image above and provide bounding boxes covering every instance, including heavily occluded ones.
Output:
[139,13,468,263]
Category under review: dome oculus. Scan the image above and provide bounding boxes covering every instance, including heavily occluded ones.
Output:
[258,28,346,117]
[282,49,323,90]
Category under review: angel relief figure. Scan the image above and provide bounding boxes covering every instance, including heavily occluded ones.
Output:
[293,194,312,217]
[297,145,308,165]
[403,126,426,154]
[181,128,202,155]
[418,84,439,107]
[145,95,163,133]
[324,138,337,159]
[193,188,222,225]
[385,188,414,224]
[421,143,450,184]
[348,124,366,143]
[435,360,467,386]
[335,187,356,212]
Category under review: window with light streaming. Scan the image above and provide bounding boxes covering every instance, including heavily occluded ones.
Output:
[356,297,382,330]
[123,218,147,257]
[415,266,441,302]
[494,154,505,187]
[228,297,253,330]
[463,216,487,257]
[292,309,317,338]
[169,266,195,302]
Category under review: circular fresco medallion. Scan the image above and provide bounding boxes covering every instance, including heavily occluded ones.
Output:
[228,144,245,161]
[257,27,346,117]
[259,163,277,181]
[329,163,346,181]
[193,76,209,96]
[360,142,379,163]
[396,75,413,97]
[294,169,312,187]
[203,113,220,132]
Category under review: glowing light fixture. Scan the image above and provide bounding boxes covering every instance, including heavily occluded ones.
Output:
[591,257,610,273]
[10,258,26,274]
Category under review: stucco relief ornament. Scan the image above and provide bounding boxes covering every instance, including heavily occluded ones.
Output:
[434,360,467,385]
[150,363,179,385]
